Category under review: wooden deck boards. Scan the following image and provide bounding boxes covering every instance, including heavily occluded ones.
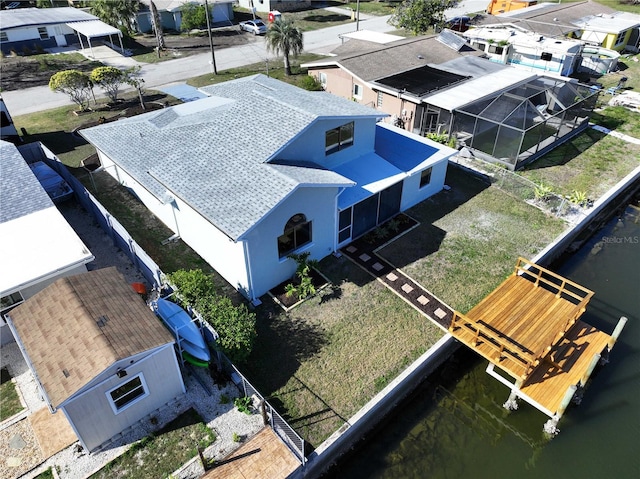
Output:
[522,321,611,414]
[202,427,299,479]
[449,258,608,418]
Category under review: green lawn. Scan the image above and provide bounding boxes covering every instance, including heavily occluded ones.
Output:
[0,368,23,421]
[90,408,215,479]
[519,128,640,199]
[187,53,326,89]
[241,165,566,447]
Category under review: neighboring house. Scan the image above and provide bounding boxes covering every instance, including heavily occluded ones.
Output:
[0,140,94,345]
[6,267,184,452]
[461,25,584,77]
[0,96,20,144]
[573,11,640,53]
[303,34,485,130]
[136,0,234,33]
[486,0,538,15]
[80,75,456,304]
[303,32,600,170]
[236,0,311,15]
[0,7,124,56]
[477,1,640,53]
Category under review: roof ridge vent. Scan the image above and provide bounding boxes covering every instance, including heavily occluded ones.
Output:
[96,314,109,328]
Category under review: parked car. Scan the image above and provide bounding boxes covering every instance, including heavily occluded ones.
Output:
[239,19,267,35]
[30,161,73,202]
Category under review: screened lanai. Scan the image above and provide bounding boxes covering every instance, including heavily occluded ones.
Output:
[452,76,599,170]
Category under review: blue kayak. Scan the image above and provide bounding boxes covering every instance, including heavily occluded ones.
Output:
[154,298,207,350]
[180,338,211,363]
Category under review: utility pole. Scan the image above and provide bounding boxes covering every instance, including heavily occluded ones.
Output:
[356,0,361,31]
[204,0,218,74]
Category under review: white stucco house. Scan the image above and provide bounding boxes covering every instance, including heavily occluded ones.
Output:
[0,7,124,56]
[7,267,184,452]
[236,0,311,15]
[0,140,94,345]
[80,75,456,304]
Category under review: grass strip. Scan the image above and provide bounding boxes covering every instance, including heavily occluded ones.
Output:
[89,408,215,479]
[0,367,23,421]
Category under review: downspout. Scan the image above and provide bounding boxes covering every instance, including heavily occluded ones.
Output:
[333,187,349,252]
[5,314,56,413]
[242,240,259,306]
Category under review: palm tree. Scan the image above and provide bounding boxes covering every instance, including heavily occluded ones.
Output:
[265,18,303,76]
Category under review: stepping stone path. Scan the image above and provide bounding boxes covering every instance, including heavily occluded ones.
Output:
[341,241,453,330]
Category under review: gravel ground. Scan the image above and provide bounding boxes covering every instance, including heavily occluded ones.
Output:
[2,200,263,479]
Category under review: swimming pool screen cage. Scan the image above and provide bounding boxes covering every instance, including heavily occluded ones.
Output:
[453,76,600,170]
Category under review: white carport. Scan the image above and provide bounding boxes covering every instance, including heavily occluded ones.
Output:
[66,20,124,59]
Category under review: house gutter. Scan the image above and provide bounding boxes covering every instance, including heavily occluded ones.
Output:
[4,314,57,413]
[1,255,94,299]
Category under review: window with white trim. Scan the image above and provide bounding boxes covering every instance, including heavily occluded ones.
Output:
[107,373,148,414]
[0,31,8,42]
[614,31,626,46]
[540,52,553,61]
[318,72,327,88]
[325,122,354,155]
[353,83,363,100]
[38,27,49,40]
[278,214,312,258]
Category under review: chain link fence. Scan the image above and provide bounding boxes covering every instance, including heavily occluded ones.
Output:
[452,156,589,224]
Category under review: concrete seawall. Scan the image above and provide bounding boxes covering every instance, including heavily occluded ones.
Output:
[290,162,640,479]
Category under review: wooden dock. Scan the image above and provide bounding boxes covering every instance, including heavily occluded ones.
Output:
[449,257,622,427]
[201,427,300,479]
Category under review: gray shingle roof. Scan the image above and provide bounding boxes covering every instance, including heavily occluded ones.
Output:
[0,7,97,31]
[81,75,380,241]
[304,35,484,82]
[0,140,53,224]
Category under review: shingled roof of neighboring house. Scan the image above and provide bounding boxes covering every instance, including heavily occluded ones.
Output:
[0,141,93,297]
[304,34,484,82]
[0,140,52,223]
[80,74,384,241]
[472,1,615,37]
[0,7,97,30]
[7,267,174,409]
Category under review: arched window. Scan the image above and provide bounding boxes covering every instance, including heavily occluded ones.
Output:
[278,214,312,258]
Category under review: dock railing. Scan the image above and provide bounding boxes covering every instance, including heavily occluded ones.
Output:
[219,355,307,466]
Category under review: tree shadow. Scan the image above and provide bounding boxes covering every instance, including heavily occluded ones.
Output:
[241,303,329,394]
[302,14,349,22]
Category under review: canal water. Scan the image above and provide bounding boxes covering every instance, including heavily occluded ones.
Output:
[326,203,640,479]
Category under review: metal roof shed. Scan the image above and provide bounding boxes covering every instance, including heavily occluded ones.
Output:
[66,19,124,58]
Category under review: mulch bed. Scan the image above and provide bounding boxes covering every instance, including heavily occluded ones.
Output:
[269,268,328,310]
[350,213,419,253]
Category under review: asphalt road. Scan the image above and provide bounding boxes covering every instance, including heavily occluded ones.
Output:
[2,14,396,116]
[2,1,489,116]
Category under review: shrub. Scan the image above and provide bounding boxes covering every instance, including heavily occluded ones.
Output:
[285,252,319,300]
[534,182,554,202]
[90,66,125,103]
[234,396,252,414]
[167,269,257,363]
[166,269,216,307]
[49,69,93,111]
[299,75,323,91]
